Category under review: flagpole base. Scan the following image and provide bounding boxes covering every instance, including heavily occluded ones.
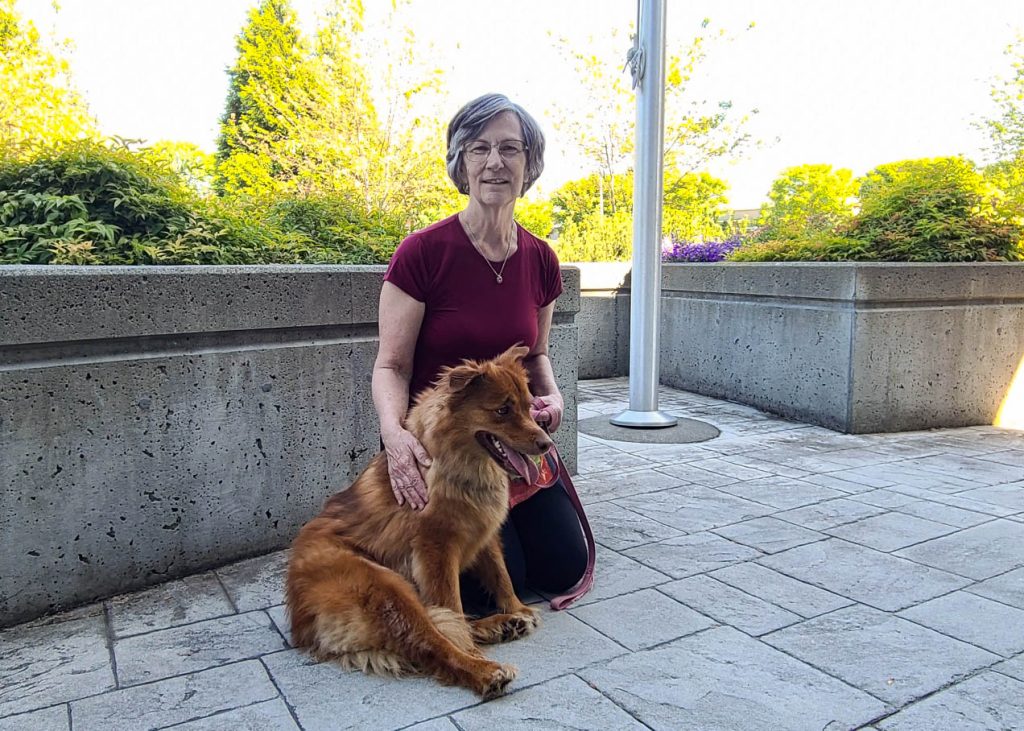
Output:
[610,410,679,429]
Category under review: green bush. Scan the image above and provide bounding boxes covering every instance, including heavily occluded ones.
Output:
[728,235,874,262]
[849,157,1022,262]
[732,157,1023,262]
[0,140,402,265]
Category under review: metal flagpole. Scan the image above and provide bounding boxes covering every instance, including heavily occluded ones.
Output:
[611,0,677,428]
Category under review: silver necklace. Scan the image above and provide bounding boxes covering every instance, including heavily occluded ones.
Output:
[462,214,516,284]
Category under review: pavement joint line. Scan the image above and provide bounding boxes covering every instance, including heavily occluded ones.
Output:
[101,601,120,690]
[212,571,241,614]
[569,671,657,730]
[256,655,305,731]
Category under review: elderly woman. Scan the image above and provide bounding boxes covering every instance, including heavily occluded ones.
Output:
[371,93,588,612]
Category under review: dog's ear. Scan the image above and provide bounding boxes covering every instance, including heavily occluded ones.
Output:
[445,364,484,393]
[498,344,530,363]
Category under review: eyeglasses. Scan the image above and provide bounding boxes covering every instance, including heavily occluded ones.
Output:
[462,139,528,162]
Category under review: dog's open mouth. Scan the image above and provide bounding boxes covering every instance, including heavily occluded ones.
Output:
[477,432,542,484]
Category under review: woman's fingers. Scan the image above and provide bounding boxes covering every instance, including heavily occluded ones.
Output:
[383,430,431,510]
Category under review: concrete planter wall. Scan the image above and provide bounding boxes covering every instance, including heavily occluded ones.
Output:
[0,265,580,627]
[577,261,1024,433]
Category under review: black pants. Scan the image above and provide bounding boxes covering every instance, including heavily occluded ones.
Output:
[460,480,589,617]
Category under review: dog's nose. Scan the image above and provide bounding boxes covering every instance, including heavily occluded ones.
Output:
[536,435,553,453]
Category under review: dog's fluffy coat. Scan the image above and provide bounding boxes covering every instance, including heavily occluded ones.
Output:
[286,346,551,698]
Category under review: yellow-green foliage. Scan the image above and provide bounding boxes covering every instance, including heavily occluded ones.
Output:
[552,210,633,262]
[734,157,1023,262]
[757,164,857,240]
[0,0,96,153]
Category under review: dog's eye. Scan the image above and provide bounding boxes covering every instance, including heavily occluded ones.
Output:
[495,405,510,416]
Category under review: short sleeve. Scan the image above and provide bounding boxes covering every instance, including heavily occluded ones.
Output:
[539,240,563,307]
[384,235,428,302]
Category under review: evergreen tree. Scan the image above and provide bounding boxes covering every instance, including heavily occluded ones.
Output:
[215,0,318,195]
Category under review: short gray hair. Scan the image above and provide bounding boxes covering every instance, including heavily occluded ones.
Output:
[446,93,545,196]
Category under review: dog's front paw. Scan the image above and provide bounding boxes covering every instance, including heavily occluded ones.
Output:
[480,662,517,700]
[471,607,541,644]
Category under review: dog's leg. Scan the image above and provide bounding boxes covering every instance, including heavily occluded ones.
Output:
[293,548,516,699]
[412,543,465,615]
[467,537,540,644]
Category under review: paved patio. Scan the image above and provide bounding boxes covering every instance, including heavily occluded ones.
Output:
[3,377,1024,730]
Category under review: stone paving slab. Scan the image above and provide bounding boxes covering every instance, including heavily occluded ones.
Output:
[169,698,301,731]
[708,562,853,618]
[585,500,685,550]
[874,672,1024,730]
[450,674,647,730]
[773,497,888,530]
[711,515,826,554]
[824,511,959,552]
[2,378,1022,730]
[716,476,848,510]
[762,605,1000,706]
[759,538,972,611]
[965,567,1024,609]
[113,610,286,686]
[894,520,1024,580]
[890,499,994,528]
[569,588,715,650]
[69,660,278,731]
[261,650,478,731]
[579,626,887,730]
[615,483,774,533]
[0,705,69,731]
[215,551,289,612]
[623,531,761,579]
[107,572,235,638]
[897,591,1024,657]
[0,607,114,717]
[659,575,801,636]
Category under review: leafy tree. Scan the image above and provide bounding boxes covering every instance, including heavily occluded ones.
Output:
[979,34,1024,163]
[0,0,96,155]
[515,197,555,239]
[977,34,1024,232]
[551,173,634,227]
[663,172,729,241]
[550,19,757,216]
[757,164,857,239]
[215,0,460,229]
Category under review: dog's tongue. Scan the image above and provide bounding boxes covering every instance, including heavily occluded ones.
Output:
[503,443,541,484]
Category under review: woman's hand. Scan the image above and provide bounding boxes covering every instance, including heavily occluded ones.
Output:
[382,427,432,510]
[530,393,564,434]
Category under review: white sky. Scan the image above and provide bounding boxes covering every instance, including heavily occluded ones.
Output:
[18,0,1024,208]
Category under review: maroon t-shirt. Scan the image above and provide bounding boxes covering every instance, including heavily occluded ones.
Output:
[384,214,563,399]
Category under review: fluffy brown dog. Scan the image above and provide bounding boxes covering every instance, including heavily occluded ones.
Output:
[286,345,552,699]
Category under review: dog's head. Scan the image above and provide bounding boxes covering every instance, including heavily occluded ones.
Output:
[439,345,554,484]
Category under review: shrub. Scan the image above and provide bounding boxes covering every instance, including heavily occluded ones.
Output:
[849,157,1022,261]
[0,140,402,265]
[727,235,874,262]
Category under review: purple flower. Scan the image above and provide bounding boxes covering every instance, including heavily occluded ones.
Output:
[661,234,743,262]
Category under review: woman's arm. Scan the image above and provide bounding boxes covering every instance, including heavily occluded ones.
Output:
[525,301,564,433]
[372,281,431,509]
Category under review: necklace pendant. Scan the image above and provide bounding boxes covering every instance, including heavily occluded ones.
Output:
[496,274,503,284]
